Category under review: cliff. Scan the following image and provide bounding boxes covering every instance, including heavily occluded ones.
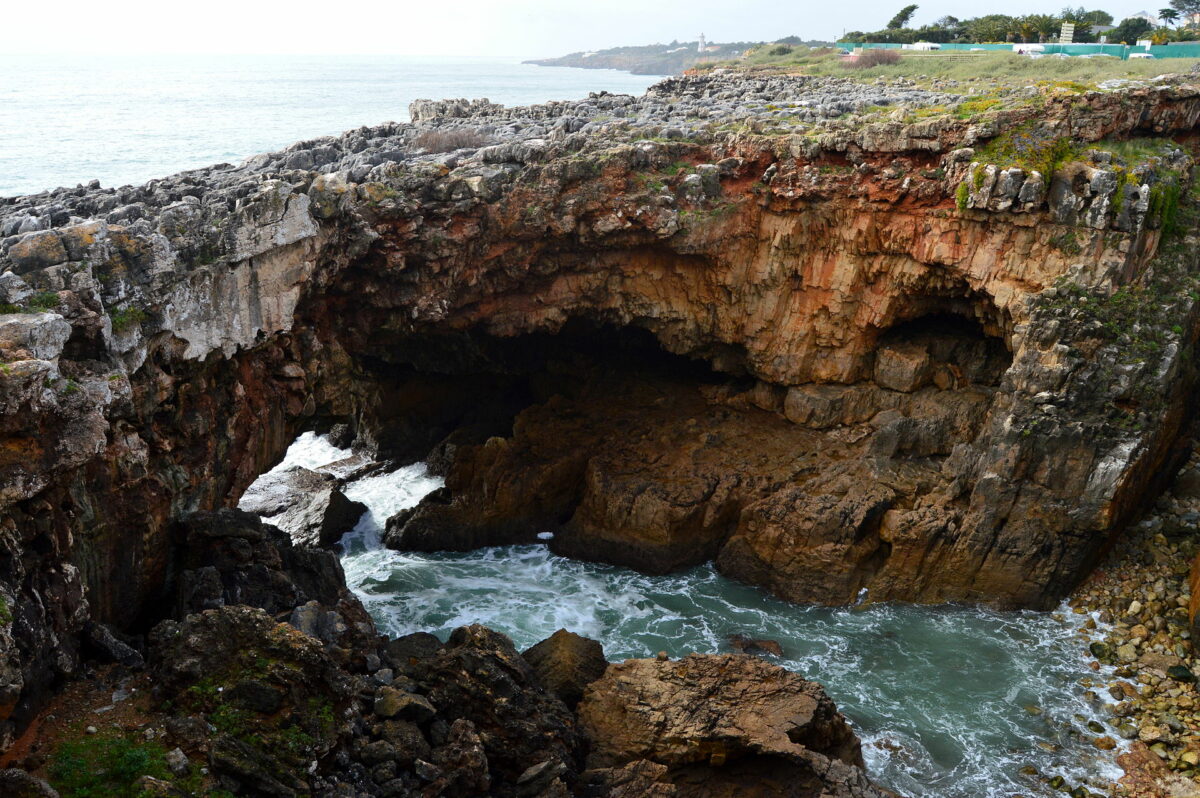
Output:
[1,71,1200,765]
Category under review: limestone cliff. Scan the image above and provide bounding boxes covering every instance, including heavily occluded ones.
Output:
[1,72,1199,745]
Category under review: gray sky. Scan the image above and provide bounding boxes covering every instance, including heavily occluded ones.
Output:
[3,0,1161,56]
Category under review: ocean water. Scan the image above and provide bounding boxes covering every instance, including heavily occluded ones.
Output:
[0,55,660,198]
[253,433,1127,798]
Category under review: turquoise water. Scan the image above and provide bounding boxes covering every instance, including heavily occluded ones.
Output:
[268,433,1125,797]
[0,55,660,197]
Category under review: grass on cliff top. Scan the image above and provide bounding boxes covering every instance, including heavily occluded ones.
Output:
[705,48,1200,86]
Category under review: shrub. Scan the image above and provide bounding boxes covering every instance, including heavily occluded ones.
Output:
[846,49,902,69]
[411,128,491,153]
[28,291,59,310]
[109,307,147,333]
[769,45,794,56]
[956,181,971,211]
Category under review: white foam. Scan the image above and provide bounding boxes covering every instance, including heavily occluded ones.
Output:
[268,431,352,473]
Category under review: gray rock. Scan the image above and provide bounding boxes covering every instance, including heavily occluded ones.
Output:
[238,466,366,548]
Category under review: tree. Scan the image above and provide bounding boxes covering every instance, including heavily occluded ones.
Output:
[966,14,1017,42]
[887,4,919,29]
[1109,16,1154,42]
[1022,14,1063,41]
[1060,7,1111,24]
[1171,0,1200,28]
[1160,8,1181,25]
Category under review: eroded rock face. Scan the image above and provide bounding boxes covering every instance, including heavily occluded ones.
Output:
[2,72,1200,741]
[577,654,890,798]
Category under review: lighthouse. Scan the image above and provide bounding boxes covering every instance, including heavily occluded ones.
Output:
[698,33,706,53]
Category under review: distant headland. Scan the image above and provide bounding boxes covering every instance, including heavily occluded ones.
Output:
[524,36,832,75]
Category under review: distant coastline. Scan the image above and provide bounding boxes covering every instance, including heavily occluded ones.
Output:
[525,39,828,75]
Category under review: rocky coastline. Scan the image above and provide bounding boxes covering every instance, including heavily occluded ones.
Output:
[3,67,1200,795]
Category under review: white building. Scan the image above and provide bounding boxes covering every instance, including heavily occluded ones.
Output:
[698,33,707,53]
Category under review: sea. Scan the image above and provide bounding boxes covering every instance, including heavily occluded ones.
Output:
[0,54,660,198]
[263,433,1127,798]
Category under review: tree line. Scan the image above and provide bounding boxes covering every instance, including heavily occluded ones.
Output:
[843,4,1200,45]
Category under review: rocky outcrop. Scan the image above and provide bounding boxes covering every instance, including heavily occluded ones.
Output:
[3,70,1200,743]
[237,466,366,547]
[522,629,609,709]
[577,653,891,797]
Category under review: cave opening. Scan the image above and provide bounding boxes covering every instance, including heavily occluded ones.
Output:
[325,318,739,469]
[870,308,1013,393]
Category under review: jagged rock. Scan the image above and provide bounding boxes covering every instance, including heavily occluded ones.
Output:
[579,759,676,797]
[165,510,346,619]
[407,624,582,787]
[0,769,59,798]
[385,631,444,672]
[81,620,144,668]
[577,654,890,797]
[149,606,356,795]
[237,466,366,548]
[521,629,608,708]
[373,686,436,722]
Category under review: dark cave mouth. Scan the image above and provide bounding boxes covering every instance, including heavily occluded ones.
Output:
[871,312,1013,393]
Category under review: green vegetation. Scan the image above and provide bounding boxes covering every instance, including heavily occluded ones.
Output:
[840,5,1196,46]
[109,307,147,333]
[1032,182,1200,434]
[0,596,12,625]
[710,48,1200,84]
[1049,229,1084,255]
[0,291,62,315]
[28,291,59,310]
[956,181,971,210]
[975,122,1078,178]
[48,730,170,798]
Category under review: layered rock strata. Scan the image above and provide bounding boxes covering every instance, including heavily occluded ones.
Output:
[1,72,1200,744]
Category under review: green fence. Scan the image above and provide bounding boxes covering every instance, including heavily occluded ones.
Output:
[836,41,1200,59]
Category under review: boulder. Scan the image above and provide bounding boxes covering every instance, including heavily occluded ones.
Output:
[577,654,891,797]
[521,629,608,708]
[0,770,59,798]
[0,313,72,361]
[873,341,931,392]
[238,466,366,548]
[406,624,582,787]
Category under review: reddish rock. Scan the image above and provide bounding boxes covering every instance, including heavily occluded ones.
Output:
[577,654,891,797]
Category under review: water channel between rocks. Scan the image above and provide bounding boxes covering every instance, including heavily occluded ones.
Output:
[262,432,1126,798]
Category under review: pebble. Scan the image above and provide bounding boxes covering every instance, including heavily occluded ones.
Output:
[1071,448,1200,789]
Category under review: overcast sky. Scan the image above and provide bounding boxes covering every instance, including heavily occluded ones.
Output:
[3,0,1163,56]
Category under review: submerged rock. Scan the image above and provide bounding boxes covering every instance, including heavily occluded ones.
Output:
[728,634,784,657]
